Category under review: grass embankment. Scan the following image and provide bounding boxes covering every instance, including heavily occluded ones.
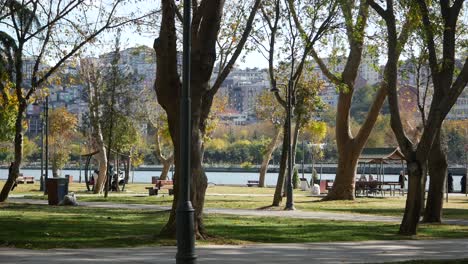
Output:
[9,181,468,220]
[1,203,468,249]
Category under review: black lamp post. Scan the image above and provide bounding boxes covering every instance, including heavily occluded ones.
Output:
[43,95,49,195]
[301,140,305,180]
[39,102,44,191]
[33,100,44,192]
[271,80,295,210]
[464,126,467,197]
[176,0,196,263]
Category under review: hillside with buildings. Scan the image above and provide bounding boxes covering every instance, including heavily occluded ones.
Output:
[23,45,467,139]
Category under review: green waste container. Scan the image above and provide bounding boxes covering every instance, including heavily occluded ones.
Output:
[46,178,69,205]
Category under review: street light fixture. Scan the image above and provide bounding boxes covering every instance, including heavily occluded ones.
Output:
[464,126,467,197]
[271,80,295,210]
[176,0,197,263]
[43,95,49,195]
[32,100,45,191]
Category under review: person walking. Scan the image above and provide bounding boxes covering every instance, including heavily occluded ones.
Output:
[461,174,466,194]
[448,172,454,193]
[398,171,406,189]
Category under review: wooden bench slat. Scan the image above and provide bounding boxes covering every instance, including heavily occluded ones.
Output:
[247,180,259,187]
[146,180,174,196]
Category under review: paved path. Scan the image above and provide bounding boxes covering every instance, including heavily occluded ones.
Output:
[4,198,468,263]
[8,198,468,226]
[1,239,468,263]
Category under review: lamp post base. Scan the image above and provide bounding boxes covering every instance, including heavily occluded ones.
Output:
[176,201,197,264]
[176,255,197,264]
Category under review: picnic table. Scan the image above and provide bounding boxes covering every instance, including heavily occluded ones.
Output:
[355,181,404,196]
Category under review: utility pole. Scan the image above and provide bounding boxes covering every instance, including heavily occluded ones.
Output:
[39,101,45,192]
[285,79,295,210]
[43,95,49,195]
[176,0,196,263]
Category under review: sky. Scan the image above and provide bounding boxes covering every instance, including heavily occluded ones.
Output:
[85,0,270,69]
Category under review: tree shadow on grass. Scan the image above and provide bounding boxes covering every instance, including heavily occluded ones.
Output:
[204,214,468,244]
[0,203,172,249]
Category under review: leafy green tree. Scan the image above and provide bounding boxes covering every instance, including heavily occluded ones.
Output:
[371,0,467,234]
[351,85,390,123]
[0,0,155,202]
[255,90,284,187]
[0,85,17,142]
[444,120,468,165]
[289,0,413,201]
[155,0,262,237]
[49,107,78,177]
[256,0,336,206]
[142,87,174,180]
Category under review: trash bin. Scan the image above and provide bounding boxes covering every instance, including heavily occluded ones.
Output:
[46,178,69,205]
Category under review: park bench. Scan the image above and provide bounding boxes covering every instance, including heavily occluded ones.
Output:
[146,180,174,196]
[247,180,259,187]
[16,176,35,184]
[24,176,35,184]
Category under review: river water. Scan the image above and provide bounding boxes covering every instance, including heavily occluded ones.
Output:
[0,169,465,191]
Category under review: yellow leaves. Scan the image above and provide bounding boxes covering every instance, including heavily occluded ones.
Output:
[303,120,327,143]
[204,138,229,151]
[0,87,19,141]
[48,107,78,138]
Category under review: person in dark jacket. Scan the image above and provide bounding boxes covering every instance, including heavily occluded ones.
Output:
[448,172,454,193]
[461,174,467,194]
[398,171,406,189]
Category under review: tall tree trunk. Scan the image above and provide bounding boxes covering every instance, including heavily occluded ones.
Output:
[272,122,288,206]
[291,121,300,167]
[154,130,174,181]
[399,159,426,235]
[0,105,25,202]
[90,112,107,194]
[85,62,108,195]
[324,148,359,200]
[423,132,447,223]
[125,156,131,184]
[259,127,281,187]
[155,0,260,238]
[159,105,208,238]
[52,166,59,178]
[160,155,174,180]
[94,148,107,194]
[420,165,428,215]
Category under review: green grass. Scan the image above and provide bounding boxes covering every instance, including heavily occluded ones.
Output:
[7,181,468,220]
[1,203,468,249]
[0,203,175,249]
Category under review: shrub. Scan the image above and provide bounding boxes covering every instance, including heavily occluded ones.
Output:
[292,168,300,189]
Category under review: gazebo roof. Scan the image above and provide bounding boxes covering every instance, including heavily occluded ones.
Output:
[359,147,405,164]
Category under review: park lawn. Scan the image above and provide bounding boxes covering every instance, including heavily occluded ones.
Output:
[72,193,468,220]
[1,203,468,249]
[7,181,468,220]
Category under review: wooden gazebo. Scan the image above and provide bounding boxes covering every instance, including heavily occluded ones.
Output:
[358,147,405,182]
